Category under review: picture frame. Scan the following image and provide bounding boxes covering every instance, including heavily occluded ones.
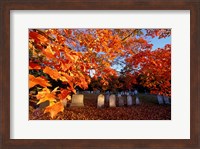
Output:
[0,0,199,148]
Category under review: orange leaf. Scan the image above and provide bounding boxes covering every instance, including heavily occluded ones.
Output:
[44,102,64,119]
[43,66,61,80]
[58,89,71,100]
[29,31,48,43]
[42,46,55,59]
[29,74,51,88]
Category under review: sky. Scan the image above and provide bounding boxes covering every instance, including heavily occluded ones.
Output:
[141,29,171,50]
[149,36,171,50]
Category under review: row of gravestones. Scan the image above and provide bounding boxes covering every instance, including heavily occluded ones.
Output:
[38,94,139,109]
[97,94,140,108]
[38,94,170,109]
[78,90,139,95]
[157,95,171,105]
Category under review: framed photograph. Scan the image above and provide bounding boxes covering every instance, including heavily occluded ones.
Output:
[1,0,199,148]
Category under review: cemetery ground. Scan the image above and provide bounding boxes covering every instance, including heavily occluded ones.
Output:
[29,93,171,120]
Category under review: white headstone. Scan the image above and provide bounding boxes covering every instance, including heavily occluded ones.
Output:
[134,90,138,95]
[109,94,116,107]
[157,95,164,105]
[163,96,170,104]
[136,97,140,105]
[97,94,105,108]
[70,94,84,107]
[127,95,133,106]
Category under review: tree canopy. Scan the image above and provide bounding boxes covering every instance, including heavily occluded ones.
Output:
[29,28,171,118]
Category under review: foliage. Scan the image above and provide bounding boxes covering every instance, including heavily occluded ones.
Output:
[29,29,171,119]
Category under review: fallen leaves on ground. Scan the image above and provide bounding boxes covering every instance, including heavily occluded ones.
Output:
[29,94,171,120]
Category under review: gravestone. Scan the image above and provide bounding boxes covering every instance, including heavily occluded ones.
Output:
[157,95,164,105]
[118,96,125,107]
[70,94,84,107]
[109,94,116,107]
[163,96,170,104]
[61,95,71,107]
[136,97,140,105]
[61,98,67,107]
[134,89,138,95]
[97,94,105,108]
[127,95,133,106]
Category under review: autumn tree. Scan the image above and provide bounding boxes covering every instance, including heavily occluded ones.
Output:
[29,28,171,119]
[123,29,171,96]
[29,29,126,118]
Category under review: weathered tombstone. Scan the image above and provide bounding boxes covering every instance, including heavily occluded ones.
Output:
[127,95,133,106]
[109,94,116,107]
[163,96,170,104]
[61,99,67,107]
[118,96,125,107]
[70,94,84,107]
[61,95,71,107]
[117,93,121,97]
[136,97,140,105]
[157,95,164,105]
[39,100,49,109]
[97,94,105,108]
[134,89,138,95]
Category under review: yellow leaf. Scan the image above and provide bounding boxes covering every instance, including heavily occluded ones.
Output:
[37,92,56,105]
[52,86,59,93]
[36,88,56,105]
[44,102,64,119]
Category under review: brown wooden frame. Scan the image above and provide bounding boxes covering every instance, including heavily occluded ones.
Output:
[0,0,199,148]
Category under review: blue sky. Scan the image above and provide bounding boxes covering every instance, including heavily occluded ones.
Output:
[149,36,171,50]
[141,29,171,50]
